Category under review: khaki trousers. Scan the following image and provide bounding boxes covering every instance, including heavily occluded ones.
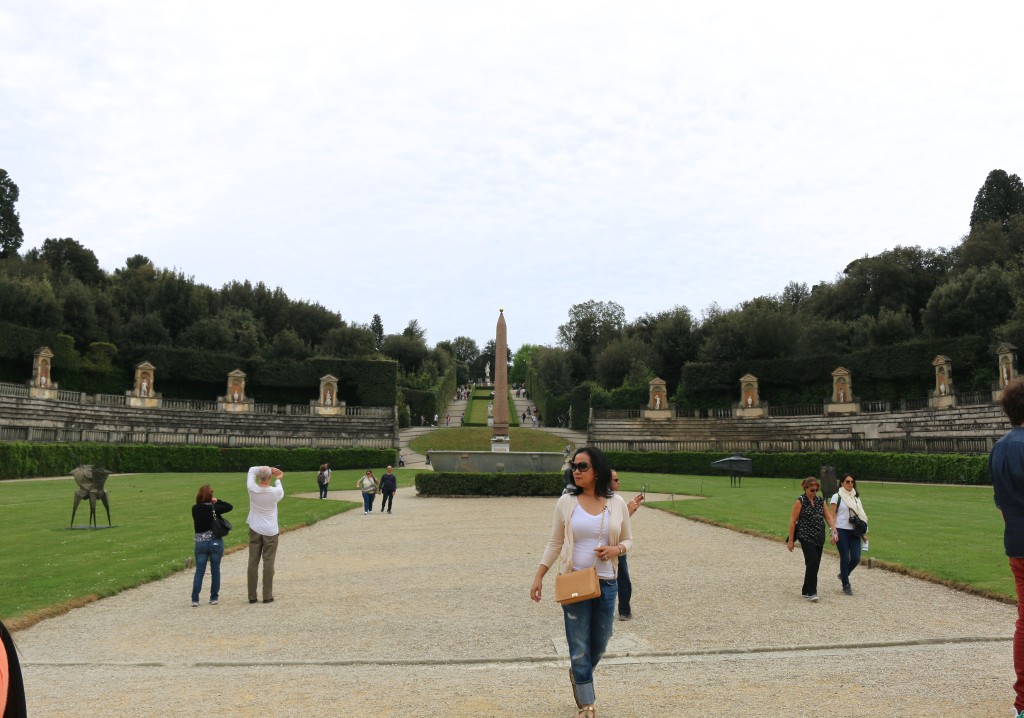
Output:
[247,528,279,601]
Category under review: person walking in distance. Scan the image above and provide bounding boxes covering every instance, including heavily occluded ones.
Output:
[246,465,284,604]
[610,470,644,620]
[316,463,330,500]
[992,376,1024,717]
[379,465,397,513]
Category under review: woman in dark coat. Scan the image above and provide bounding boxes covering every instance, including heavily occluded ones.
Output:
[191,484,233,607]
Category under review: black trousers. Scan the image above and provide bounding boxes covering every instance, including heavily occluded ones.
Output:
[799,540,824,596]
[380,490,394,512]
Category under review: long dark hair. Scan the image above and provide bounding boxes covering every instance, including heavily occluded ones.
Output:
[840,473,860,497]
[566,446,614,498]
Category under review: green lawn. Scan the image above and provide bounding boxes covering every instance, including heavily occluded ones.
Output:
[464,387,518,425]
[0,468,420,625]
[614,472,1013,600]
[409,427,569,453]
[3,467,1012,625]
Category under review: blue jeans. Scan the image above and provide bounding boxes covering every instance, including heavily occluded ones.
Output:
[362,492,375,512]
[563,579,617,705]
[318,482,328,499]
[837,528,862,586]
[617,555,632,617]
[192,538,224,602]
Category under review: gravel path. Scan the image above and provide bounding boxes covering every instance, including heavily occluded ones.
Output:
[14,488,1016,717]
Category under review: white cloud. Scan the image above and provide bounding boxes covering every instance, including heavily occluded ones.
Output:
[2,1,1023,349]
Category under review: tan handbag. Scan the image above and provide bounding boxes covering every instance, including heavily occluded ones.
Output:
[554,502,606,605]
[555,565,601,605]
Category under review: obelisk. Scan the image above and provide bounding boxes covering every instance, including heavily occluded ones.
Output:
[491,308,510,451]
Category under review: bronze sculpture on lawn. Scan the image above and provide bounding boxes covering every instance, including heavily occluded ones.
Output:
[69,464,112,528]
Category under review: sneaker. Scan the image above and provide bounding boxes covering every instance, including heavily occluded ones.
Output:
[210,599,218,605]
[263,598,274,604]
[387,510,391,514]
[249,599,258,604]
[808,594,819,602]
[843,584,853,596]
[191,601,199,607]
[619,614,632,621]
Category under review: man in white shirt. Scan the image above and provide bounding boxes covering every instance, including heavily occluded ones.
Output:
[246,465,284,604]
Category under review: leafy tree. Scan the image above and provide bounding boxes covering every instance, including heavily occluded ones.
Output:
[381,333,429,374]
[402,319,427,343]
[698,296,801,362]
[0,273,62,330]
[594,336,655,389]
[33,238,105,285]
[178,316,233,351]
[317,323,375,358]
[119,312,172,347]
[509,343,537,385]
[958,216,1024,271]
[476,339,512,381]
[557,300,626,373]
[58,278,102,344]
[0,169,24,258]
[528,345,574,396]
[971,169,1024,229]
[922,265,1013,338]
[634,306,698,394]
[370,314,384,351]
[270,328,311,360]
[446,336,480,365]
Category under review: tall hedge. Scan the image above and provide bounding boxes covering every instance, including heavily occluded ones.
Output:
[0,443,396,480]
[605,450,989,485]
[678,335,991,408]
[415,471,562,496]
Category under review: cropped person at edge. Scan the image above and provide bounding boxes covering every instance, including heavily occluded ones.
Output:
[992,376,1024,718]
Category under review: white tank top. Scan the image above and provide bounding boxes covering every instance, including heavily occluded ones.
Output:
[571,505,614,579]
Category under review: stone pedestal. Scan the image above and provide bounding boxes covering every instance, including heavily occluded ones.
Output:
[491,436,510,453]
[825,401,861,415]
[734,405,768,419]
[642,409,673,420]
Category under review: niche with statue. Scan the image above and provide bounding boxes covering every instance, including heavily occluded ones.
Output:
[218,369,254,413]
[643,377,671,420]
[825,367,860,415]
[928,355,956,409]
[734,374,767,419]
[313,375,344,416]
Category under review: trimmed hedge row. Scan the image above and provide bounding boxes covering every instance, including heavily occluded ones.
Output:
[0,443,396,480]
[604,450,990,485]
[678,335,991,408]
[415,471,563,496]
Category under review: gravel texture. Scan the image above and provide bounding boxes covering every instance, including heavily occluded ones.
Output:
[14,488,1016,717]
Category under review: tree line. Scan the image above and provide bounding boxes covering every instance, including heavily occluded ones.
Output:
[523,169,1024,414]
[2,167,1023,414]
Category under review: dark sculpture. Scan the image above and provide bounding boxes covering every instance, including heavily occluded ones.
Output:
[70,464,112,528]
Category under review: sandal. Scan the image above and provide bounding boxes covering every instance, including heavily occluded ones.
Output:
[569,668,581,708]
[574,706,595,718]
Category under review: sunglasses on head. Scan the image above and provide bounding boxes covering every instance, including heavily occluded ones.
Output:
[570,461,592,473]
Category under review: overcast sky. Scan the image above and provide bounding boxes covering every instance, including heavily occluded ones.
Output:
[2,2,1022,351]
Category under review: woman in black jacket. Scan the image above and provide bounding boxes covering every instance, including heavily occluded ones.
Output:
[191,484,233,607]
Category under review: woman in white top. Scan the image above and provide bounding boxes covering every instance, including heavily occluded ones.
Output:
[830,473,869,595]
[530,447,632,718]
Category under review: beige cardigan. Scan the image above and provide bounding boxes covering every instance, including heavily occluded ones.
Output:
[541,493,633,577]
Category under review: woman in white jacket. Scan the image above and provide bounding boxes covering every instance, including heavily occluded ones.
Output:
[530,447,632,718]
